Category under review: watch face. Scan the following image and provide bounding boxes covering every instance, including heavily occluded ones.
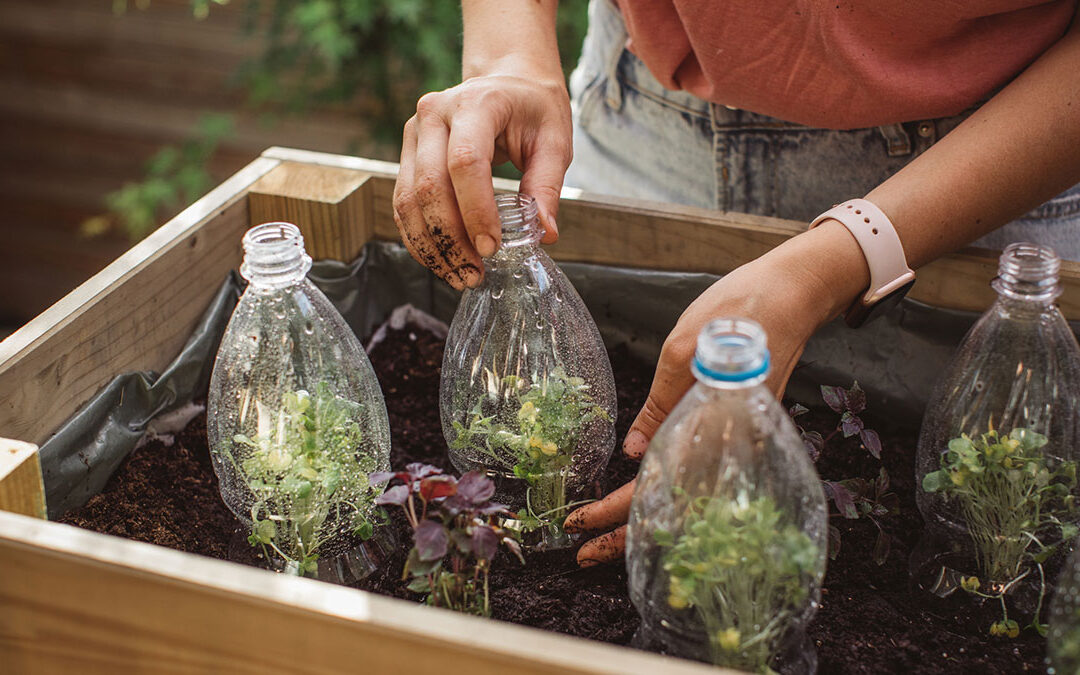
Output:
[846,280,915,328]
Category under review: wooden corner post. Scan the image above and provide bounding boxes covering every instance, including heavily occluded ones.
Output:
[247,161,375,262]
[0,439,46,519]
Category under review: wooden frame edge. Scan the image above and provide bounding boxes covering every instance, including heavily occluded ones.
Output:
[0,512,723,675]
[260,147,1080,318]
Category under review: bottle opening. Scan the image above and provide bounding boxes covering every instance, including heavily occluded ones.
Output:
[240,222,313,288]
[495,193,542,247]
[692,318,770,387]
[991,242,1061,302]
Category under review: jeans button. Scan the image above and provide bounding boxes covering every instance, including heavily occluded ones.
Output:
[917,122,934,138]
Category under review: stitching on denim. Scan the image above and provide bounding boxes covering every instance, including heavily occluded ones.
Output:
[620,78,711,120]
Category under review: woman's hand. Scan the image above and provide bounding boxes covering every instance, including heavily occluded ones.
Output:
[565,221,870,566]
[393,75,571,290]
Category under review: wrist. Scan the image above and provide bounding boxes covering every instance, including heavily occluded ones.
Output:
[765,220,871,328]
[463,53,566,89]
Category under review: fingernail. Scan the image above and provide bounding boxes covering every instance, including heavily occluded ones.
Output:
[563,514,581,533]
[578,557,599,569]
[623,430,648,458]
[475,234,497,257]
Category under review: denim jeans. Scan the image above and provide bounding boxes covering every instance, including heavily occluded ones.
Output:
[564,0,1080,261]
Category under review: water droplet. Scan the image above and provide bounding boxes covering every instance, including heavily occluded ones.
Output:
[536,319,544,329]
[512,269,524,279]
[555,290,564,302]
[491,289,504,300]
[304,322,314,335]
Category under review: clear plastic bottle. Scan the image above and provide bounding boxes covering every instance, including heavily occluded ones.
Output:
[914,243,1080,617]
[626,318,827,673]
[440,193,616,549]
[208,222,391,580]
[1049,541,1080,674]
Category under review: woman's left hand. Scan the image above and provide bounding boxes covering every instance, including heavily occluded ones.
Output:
[564,220,869,566]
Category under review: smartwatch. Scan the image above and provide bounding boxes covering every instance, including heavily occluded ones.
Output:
[809,199,915,328]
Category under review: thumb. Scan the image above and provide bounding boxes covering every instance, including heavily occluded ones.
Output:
[623,392,670,459]
[519,137,570,245]
[624,340,696,458]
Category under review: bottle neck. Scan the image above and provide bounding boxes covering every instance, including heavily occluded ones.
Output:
[240,222,312,290]
[691,318,771,389]
[991,242,1061,305]
[493,193,543,251]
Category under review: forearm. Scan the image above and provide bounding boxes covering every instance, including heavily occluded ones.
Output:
[867,18,1080,269]
[786,19,1080,327]
[462,0,564,82]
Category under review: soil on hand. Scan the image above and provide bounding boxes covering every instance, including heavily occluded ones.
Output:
[60,326,1045,673]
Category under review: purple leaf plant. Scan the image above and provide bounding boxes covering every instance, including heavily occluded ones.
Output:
[371,463,523,616]
[790,381,896,565]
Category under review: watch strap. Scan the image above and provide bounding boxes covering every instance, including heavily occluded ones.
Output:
[809,198,915,327]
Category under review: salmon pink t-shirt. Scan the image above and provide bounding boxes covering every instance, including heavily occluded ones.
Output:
[614,0,1076,129]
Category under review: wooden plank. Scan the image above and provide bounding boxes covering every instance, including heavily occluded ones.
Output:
[248,161,374,262]
[0,156,280,446]
[260,148,1080,318]
[0,440,45,519]
[0,512,722,675]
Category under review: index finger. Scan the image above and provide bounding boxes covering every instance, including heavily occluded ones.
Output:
[446,109,505,258]
[564,479,637,533]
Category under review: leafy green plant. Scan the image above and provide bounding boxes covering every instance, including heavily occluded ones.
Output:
[219,382,380,575]
[451,367,607,546]
[923,426,1079,636]
[655,492,820,673]
[81,114,234,241]
[372,464,523,616]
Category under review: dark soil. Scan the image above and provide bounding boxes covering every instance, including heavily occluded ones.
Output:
[59,325,1045,673]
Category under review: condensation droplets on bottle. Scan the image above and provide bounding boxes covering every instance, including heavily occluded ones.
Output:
[914,243,1080,612]
[207,222,391,580]
[439,194,616,550]
[626,318,827,673]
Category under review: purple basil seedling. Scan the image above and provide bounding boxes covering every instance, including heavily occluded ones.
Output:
[372,464,523,616]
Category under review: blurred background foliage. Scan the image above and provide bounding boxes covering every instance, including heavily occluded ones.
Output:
[99,0,588,240]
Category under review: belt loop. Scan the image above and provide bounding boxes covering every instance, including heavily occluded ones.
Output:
[877,123,912,157]
[603,38,625,111]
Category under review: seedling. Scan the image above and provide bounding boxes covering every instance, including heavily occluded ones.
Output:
[791,381,881,461]
[822,468,898,564]
[923,426,1079,636]
[451,366,609,545]
[655,491,821,672]
[221,383,380,576]
[790,382,894,564]
[373,464,524,616]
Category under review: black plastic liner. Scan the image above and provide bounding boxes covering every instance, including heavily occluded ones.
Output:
[40,241,1038,518]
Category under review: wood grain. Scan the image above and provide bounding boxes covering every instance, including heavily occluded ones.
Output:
[248,161,374,262]
[0,440,45,519]
[0,513,723,675]
[0,157,279,446]
[262,148,1080,318]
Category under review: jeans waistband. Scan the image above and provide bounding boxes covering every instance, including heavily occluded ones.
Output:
[583,0,969,155]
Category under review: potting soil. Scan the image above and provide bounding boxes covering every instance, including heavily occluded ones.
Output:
[60,324,1046,674]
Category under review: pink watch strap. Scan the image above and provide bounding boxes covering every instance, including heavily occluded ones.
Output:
[809,199,915,320]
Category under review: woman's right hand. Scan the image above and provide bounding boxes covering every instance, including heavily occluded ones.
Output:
[393,72,572,290]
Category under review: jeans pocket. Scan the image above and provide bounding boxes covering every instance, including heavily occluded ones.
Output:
[570,62,611,136]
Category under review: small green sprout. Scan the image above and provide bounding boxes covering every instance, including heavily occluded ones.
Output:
[655,492,821,673]
[220,382,380,575]
[923,426,1079,636]
[452,366,608,545]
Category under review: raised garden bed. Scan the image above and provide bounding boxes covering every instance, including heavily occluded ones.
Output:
[57,324,1047,673]
[3,148,1079,673]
